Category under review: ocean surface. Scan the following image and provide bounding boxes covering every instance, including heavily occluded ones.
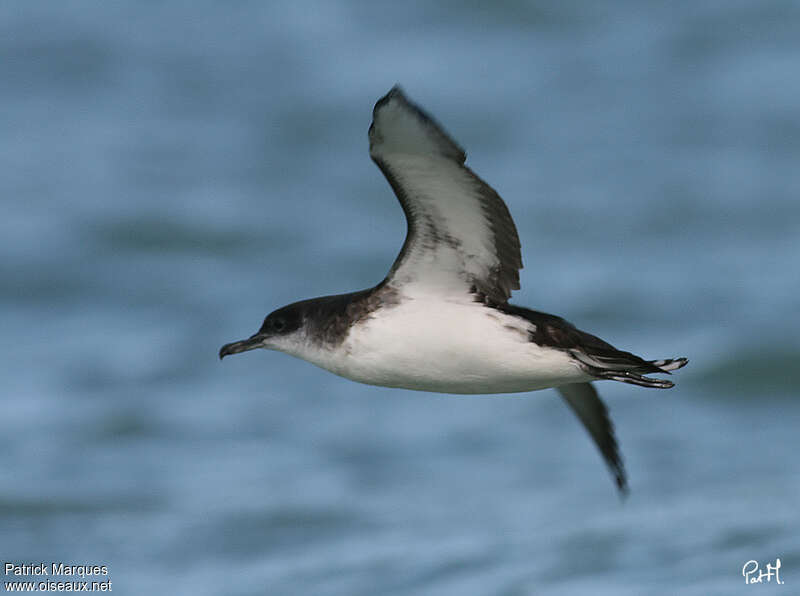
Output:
[2,2,798,594]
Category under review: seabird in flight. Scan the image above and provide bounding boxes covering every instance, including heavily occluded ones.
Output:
[220,86,688,494]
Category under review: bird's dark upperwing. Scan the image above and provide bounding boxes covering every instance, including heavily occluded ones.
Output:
[369,86,522,304]
[557,383,628,495]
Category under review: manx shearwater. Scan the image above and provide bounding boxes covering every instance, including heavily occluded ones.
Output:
[220,86,688,494]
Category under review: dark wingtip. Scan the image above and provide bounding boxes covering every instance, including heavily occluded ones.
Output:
[616,474,630,500]
[374,84,406,115]
[610,446,629,499]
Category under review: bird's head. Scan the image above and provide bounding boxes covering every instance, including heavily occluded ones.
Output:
[219,302,306,359]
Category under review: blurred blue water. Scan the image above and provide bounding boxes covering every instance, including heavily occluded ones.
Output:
[2,2,799,594]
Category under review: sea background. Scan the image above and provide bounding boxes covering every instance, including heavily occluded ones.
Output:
[2,2,798,594]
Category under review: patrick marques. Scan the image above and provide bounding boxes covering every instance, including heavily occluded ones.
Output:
[4,562,112,591]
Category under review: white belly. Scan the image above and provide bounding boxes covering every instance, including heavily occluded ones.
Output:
[315,298,588,394]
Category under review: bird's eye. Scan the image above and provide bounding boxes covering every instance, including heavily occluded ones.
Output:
[271,317,286,332]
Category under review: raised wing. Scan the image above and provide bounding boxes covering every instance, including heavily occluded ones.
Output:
[369,86,522,304]
[557,383,628,495]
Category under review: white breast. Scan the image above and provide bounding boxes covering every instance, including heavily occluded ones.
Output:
[318,297,588,394]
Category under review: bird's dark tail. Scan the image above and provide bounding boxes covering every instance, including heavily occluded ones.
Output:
[648,357,689,372]
[573,352,689,389]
